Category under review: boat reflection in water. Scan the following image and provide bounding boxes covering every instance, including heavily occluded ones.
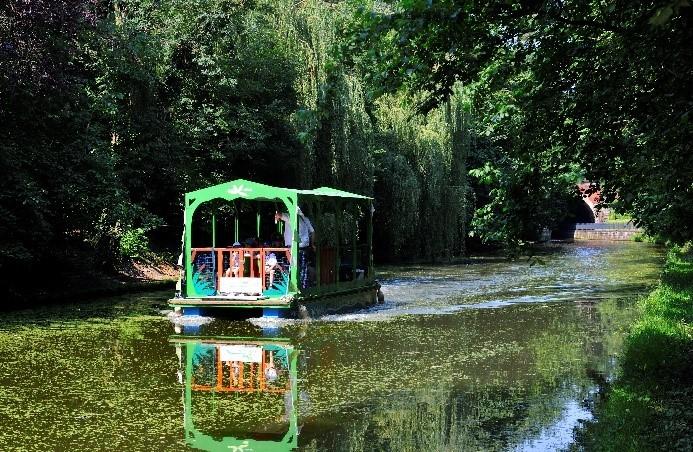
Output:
[171,336,299,451]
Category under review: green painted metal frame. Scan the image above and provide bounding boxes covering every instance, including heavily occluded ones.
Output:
[185,180,299,298]
[183,179,373,300]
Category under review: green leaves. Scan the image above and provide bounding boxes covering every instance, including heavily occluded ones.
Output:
[346,0,693,246]
[3,0,690,295]
[469,163,500,186]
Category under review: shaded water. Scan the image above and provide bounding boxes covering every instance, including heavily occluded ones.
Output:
[0,242,663,451]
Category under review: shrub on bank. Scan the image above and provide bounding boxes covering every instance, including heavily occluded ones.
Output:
[631,233,667,245]
[575,244,693,451]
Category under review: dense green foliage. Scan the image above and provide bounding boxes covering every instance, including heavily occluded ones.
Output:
[1,0,476,296]
[2,0,690,296]
[347,0,693,244]
[575,244,693,450]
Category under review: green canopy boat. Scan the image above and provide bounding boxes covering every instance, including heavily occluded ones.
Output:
[169,179,381,317]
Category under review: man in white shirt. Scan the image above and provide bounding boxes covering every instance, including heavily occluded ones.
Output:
[275,207,315,247]
[275,207,315,288]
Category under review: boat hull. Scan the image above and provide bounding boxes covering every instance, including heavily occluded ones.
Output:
[169,282,381,318]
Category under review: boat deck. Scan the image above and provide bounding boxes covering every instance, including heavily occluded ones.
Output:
[168,295,291,309]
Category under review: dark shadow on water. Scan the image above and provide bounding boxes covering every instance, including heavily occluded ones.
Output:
[200,307,264,321]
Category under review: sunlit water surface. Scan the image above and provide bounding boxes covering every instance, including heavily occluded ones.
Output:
[0,242,663,451]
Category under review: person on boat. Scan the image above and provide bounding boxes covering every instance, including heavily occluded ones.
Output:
[265,251,282,287]
[224,242,242,277]
[174,252,184,298]
[269,232,284,248]
[275,207,315,288]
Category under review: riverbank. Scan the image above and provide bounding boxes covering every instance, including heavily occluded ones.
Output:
[2,258,177,311]
[575,243,693,450]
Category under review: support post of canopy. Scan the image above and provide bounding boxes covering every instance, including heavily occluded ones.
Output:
[212,214,216,248]
[368,200,374,279]
[315,201,322,287]
[184,193,196,298]
[291,198,300,292]
[234,202,239,244]
[334,200,342,286]
[212,214,217,294]
[352,204,357,281]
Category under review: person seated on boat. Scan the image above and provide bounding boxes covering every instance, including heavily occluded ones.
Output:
[275,207,315,289]
[265,251,282,287]
[229,361,241,386]
[174,252,184,298]
[224,264,238,278]
[239,237,262,276]
[244,236,260,248]
[224,243,242,277]
[265,350,278,382]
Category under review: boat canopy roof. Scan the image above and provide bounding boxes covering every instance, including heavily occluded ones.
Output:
[185,179,372,202]
[295,186,372,199]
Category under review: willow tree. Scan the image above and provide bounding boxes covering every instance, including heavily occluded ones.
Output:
[371,89,470,262]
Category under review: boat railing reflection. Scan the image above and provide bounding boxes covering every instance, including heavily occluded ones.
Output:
[171,337,299,451]
[190,344,290,394]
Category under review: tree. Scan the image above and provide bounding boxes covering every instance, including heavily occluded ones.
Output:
[0,0,135,281]
[347,0,693,243]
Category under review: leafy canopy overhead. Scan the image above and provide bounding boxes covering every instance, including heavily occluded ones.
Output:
[347,0,693,243]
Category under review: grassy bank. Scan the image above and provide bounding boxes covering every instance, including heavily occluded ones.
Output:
[576,244,693,451]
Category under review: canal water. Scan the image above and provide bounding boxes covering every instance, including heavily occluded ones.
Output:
[0,242,663,451]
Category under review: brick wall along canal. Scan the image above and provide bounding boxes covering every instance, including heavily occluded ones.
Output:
[0,242,664,450]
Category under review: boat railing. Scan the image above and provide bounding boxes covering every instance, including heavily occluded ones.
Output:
[190,247,291,295]
[189,243,371,296]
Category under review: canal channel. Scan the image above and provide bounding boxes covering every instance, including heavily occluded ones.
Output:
[0,241,663,450]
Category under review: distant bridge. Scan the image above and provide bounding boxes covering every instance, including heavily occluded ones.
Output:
[554,182,642,241]
[572,222,641,241]
[577,181,607,223]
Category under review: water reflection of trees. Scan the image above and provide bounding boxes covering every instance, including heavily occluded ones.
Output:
[295,298,639,450]
[301,383,584,451]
